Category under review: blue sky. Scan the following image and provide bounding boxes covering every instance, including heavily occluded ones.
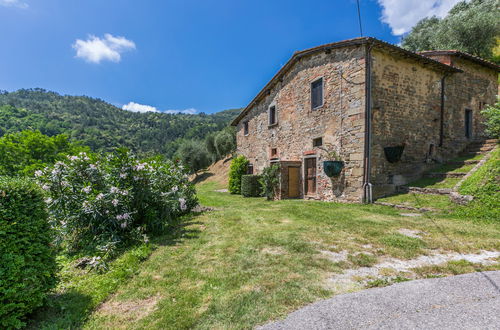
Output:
[0,0,463,114]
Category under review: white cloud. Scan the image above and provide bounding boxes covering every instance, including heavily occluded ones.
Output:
[378,0,464,35]
[164,108,198,114]
[0,0,28,8]
[73,33,136,64]
[122,102,197,115]
[122,102,159,113]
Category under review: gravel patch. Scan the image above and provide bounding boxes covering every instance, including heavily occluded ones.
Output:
[326,250,500,291]
[397,228,424,238]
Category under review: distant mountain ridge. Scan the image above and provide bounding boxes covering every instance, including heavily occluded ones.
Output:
[0,88,241,157]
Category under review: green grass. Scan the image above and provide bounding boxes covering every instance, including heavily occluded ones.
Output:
[29,244,154,329]
[347,253,378,267]
[379,233,426,258]
[429,162,475,174]
[377,193,454,211]
[30,180,500,329]
[455,148,500,221]
[406,177,461,189]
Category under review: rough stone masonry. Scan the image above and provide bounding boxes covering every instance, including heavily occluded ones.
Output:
[232,37,499,203]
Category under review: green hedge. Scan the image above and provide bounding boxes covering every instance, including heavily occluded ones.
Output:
[241,175,262,197]
[0,177,57,329]
[228,155,249,194]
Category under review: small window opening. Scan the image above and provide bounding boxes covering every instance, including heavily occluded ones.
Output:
[311,78,323,110]
[244,121,249,136]
[428,144,435,157]
[465,109,472,139]
[247,164,254,174]
[313,137,323,147]
[269,106,277,125]
[271,148,278,158]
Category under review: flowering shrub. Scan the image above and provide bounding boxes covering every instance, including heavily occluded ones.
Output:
[36,149,197,254]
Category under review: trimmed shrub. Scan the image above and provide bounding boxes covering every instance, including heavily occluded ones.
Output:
[481,98,500,138]
[241,175,262,197]
[260,164,281,200]
[0,177,57,329]
[228,155,249,194]
[36,149,197,256]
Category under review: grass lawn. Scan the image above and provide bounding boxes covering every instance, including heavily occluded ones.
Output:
[30,180,499,329]
[376,193,454,210]
[405,177,461,189]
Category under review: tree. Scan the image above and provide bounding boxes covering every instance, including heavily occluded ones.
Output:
[401,17,440,52]
[205,132,218,163]
[214,126,236,159]
[0,130,87,176]
[402,0,499,62]
[174,140,211,174]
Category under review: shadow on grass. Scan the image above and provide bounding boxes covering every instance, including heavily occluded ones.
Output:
[192,172,214,184]
[27,214,204,329]
[27,290,93,330]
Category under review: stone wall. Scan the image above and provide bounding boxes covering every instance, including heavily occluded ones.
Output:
[369,49,444,197]
[431,55,498,156]
[235,45,367,202]
[369,50,498,198]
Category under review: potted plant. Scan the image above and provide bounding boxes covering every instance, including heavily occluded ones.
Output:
[383,144,405,163]
[321,149,344,177]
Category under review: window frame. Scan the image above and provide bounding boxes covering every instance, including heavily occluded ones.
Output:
[313,137,323,147]
[243,121,249,136]
[310,77,324,110]
[268,105,277,127]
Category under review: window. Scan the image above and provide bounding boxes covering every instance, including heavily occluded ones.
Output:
[271,148,278,158]
[244,121,249,136]
[465,109,472,139]
[313,137,323,147]
[269,106,277,126]
[311,78,323,109]
[247,164,254,174]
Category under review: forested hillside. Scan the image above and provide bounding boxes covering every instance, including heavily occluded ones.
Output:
[0,89,240,157]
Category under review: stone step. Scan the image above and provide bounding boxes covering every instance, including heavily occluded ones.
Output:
[461,151,484,157]
[449,159,479,165]
[425,172,467,178]
[374,201,435,213]
[466,146,495,152]
[398,186,451,195]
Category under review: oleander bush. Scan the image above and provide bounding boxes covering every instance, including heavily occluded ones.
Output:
[228,155,249,194]
[36,148,197,256]
[241,175,262,197]
[0,177,57,329]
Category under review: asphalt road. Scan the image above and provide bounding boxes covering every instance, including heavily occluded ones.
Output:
[259,271,500,330]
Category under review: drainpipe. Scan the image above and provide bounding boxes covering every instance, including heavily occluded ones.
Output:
[362,42,373,203]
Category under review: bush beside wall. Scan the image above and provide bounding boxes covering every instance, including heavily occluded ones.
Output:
[0,177,57,329]
[241,175,262,197]
[228,155,249,194]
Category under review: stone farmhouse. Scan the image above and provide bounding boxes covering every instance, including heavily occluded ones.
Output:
[231,37,499,203]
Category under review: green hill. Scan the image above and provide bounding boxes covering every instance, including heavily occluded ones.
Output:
[0,89,240,157]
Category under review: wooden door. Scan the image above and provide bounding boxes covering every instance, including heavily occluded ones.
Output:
[288,167,300,198]
[305,158,316,195]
